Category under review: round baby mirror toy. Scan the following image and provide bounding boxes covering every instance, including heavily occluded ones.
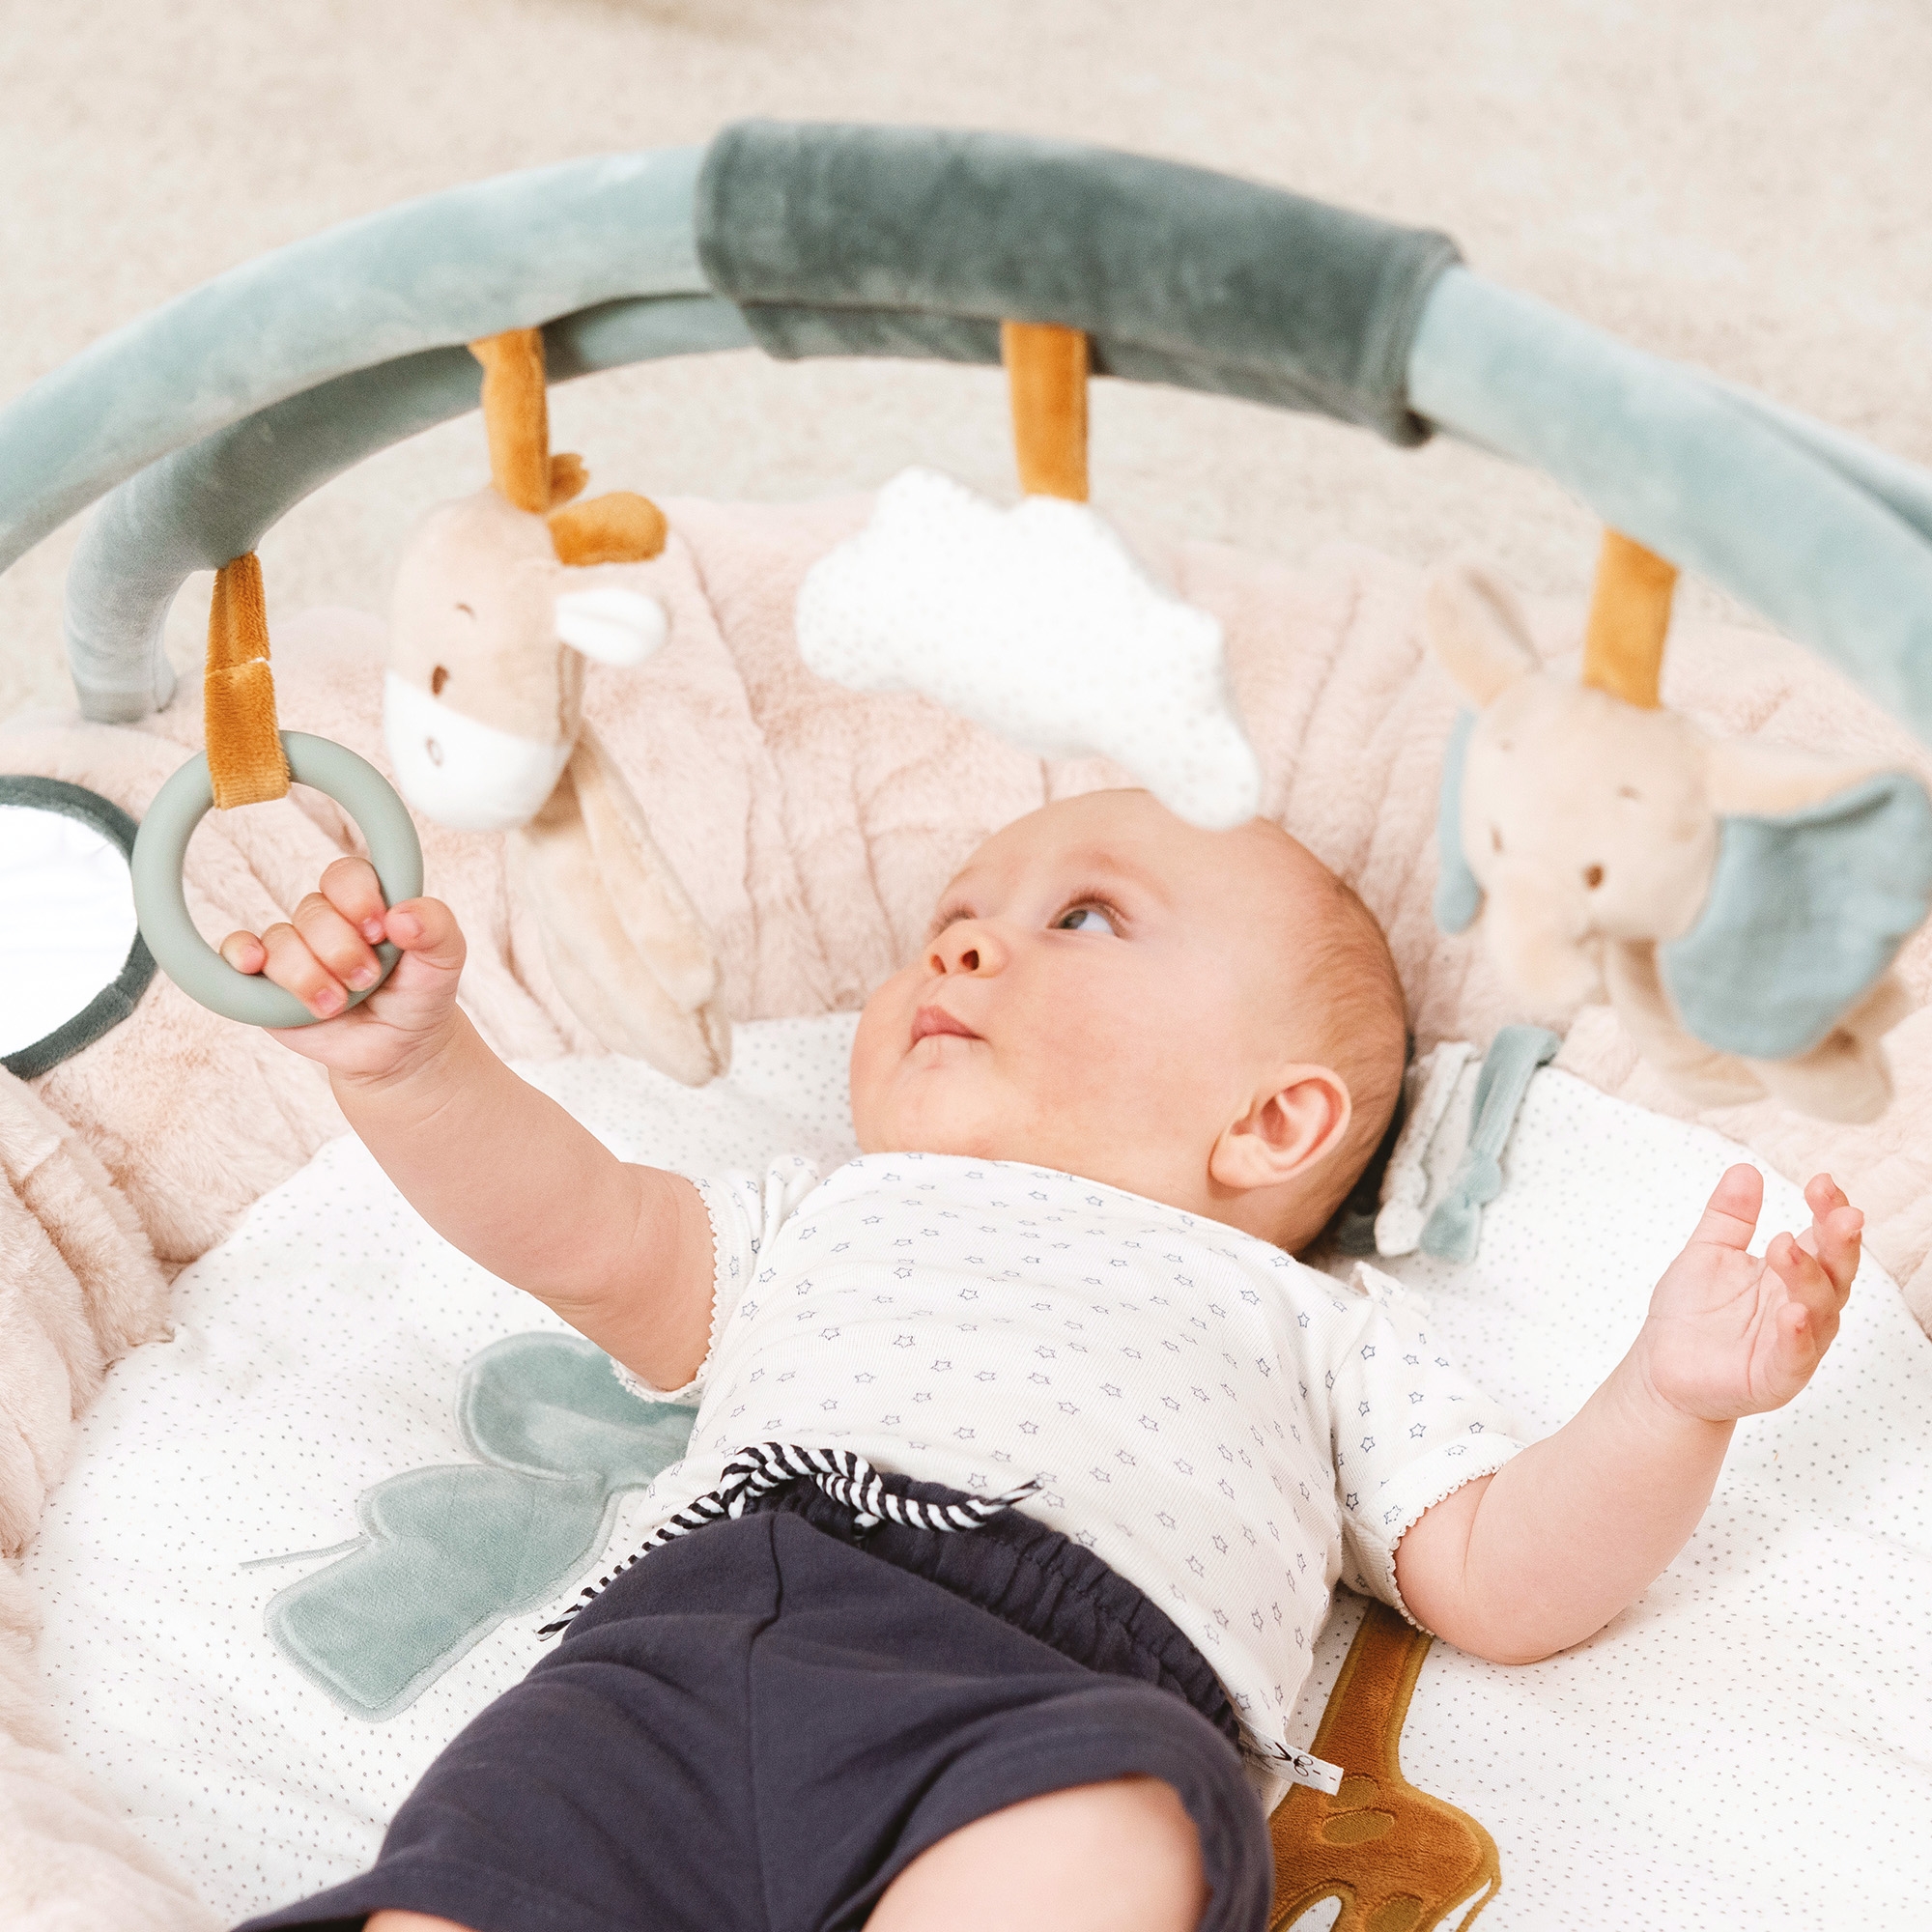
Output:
[6,118,1932,1118]
[0,774,156,1076]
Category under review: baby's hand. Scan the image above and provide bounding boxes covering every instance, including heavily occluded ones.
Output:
[1635,1165,1861,1424]
[218,857,466,1082]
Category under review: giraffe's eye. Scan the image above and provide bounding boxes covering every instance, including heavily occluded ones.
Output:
[431,665,450,696]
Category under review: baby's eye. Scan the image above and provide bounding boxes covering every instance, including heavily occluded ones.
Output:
[1055,905,1118,935]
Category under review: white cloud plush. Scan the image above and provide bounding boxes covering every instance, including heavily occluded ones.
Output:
[794,468,1264,829]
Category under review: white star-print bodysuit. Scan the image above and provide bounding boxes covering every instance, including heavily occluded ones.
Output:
[612,1151,1524,1792]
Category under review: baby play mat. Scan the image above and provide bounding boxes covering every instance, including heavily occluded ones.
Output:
[18,1015,1931,1928]
[10,114,1932,1931]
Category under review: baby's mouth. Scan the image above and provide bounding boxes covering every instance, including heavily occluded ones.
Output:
[910,1005,981,1048]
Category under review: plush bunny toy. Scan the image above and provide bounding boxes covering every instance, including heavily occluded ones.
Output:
[1428,548,1932,1123]
[383,331,729,1084]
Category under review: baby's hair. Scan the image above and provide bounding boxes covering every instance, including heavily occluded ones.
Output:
[1251,832,1407,1252]
[1298,870,1407,1242]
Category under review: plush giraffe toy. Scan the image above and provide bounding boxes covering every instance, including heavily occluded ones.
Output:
[382,331,730,1084]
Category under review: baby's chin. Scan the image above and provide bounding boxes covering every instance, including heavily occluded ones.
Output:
[851,1098,1006,1162]
[850,1065,1035,1164]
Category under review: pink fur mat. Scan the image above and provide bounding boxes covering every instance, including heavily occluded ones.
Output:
[4,497,1931,1924]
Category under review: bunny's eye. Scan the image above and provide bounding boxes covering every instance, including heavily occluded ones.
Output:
[431,665,450,696]
[1584,865,1605,890]
[1490,826,1503,855]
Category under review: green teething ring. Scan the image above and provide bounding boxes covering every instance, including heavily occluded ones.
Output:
[130,732,424,1028]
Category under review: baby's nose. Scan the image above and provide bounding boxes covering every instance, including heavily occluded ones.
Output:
[929,921,1002,977]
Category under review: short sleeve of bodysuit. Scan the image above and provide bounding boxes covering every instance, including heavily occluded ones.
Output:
[1318,1270,1527,1631]
[611,1156,822,1407]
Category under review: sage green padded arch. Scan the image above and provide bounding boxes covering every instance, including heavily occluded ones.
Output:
[7,120,1931,754]
[0,146,717,571]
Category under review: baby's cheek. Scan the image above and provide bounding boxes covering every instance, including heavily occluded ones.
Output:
[847,997,902,1133]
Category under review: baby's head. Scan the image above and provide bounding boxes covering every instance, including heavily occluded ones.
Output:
[851,789,1406,1252]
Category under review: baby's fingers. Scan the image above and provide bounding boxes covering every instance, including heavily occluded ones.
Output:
[380,895,465,977]
[1808,1205,1863,1303]
[1767,1231,1844,1368]
[219,929,268,976]
[254,919,364,1018]
[1801,1175,1862,1299]
[1804,1173,1849,1220]
[316,855,390,945]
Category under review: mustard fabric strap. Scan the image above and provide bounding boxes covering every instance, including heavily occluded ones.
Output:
[1582,527,1677,709]
[204,553,290,809]
[470,329,552,514]
[1002,320,1090,501]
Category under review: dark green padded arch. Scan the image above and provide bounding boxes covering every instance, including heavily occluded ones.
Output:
[694,120,1462,445]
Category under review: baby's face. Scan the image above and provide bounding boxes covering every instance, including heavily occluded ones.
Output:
[851,789,1348,1226]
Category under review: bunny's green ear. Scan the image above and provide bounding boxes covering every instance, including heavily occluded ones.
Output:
[1424,558,1539,706]
[1661,768,1932,1067]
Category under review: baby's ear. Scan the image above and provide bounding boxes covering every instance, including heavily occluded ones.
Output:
[1424,557,1540,706]
[1209,1067,1353,1194]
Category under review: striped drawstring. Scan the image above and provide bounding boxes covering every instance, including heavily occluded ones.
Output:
[537,1442,1040,1636]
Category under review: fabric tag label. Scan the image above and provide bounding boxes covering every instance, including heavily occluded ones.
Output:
[1276,1746,1345,1795]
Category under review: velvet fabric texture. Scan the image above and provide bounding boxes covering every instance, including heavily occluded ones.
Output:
[0,146,716,574]
[696,120,1461,445]
[32,128,1932,764]
[1410,269,1932,748]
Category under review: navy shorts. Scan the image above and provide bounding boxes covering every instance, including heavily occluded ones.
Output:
[239,1471,1272,1932]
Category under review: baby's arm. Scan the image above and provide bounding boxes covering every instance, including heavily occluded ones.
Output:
[1394,1165,1861,1664]
[220,858,716,1389]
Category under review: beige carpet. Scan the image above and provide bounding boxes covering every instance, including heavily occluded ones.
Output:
[4,0,1932,725]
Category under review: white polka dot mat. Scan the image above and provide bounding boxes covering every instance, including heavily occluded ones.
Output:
[17,1020,1932,1929]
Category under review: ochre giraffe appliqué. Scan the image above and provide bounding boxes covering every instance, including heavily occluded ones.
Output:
[1269,1603,1499,1932]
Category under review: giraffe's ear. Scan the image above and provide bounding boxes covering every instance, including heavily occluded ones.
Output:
[554,579,668,667]
[549,491,668,566]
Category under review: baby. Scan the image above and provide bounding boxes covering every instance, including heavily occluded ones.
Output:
[227,788,1860,1932]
